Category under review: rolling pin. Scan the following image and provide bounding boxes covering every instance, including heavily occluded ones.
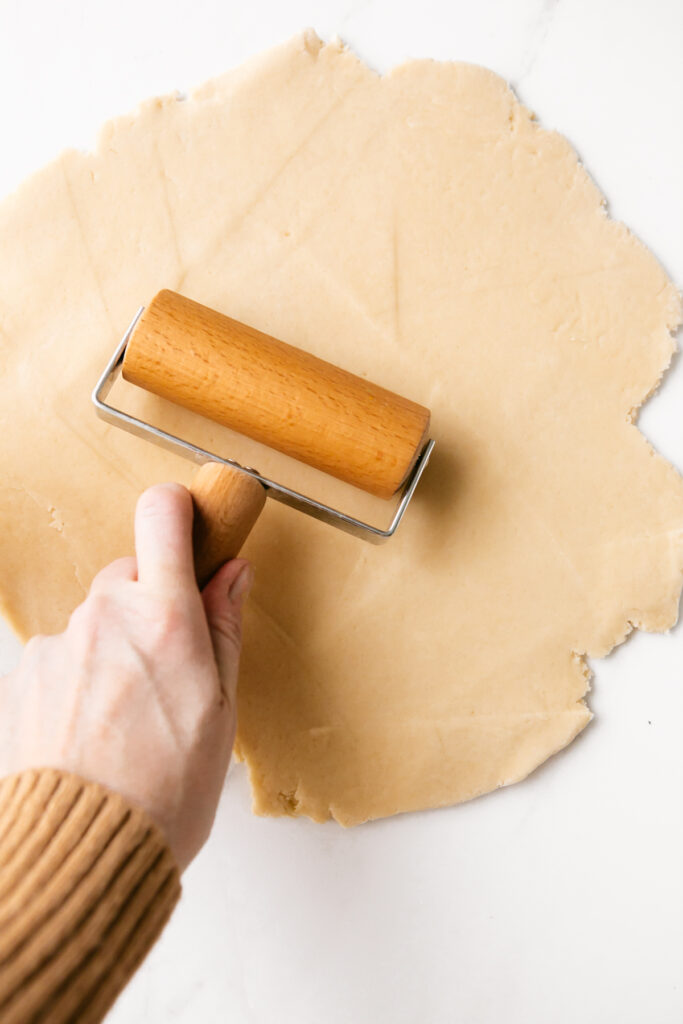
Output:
[111,289,431,585]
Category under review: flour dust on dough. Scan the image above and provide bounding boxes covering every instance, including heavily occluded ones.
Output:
[0,31,681,825]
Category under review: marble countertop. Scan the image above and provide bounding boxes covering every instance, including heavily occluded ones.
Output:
[0,1,681,1021]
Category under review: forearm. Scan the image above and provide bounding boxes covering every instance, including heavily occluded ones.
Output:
[0,768,181,1024]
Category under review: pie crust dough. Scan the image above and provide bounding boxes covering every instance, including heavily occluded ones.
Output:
[0,31,681,824]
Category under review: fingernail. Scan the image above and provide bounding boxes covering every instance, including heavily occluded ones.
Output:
[229,563,254,604]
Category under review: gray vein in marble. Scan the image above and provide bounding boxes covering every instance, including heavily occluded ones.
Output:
[515,0,562,90]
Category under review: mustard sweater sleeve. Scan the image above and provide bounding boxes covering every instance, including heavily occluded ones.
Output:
[0,768,181,1024]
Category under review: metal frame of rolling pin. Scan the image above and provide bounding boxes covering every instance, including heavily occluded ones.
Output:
[92,307,435,543]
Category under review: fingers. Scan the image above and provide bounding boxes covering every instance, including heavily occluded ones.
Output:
[202,559,253,702]
[135,483,196,591]
[89,556,138,593]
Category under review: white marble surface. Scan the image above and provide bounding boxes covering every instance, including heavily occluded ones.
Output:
[0,1,682,1021]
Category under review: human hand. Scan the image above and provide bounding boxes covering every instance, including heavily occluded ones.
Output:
[0,483,253,871]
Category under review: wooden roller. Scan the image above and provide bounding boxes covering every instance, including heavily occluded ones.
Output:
[122,290,430,584]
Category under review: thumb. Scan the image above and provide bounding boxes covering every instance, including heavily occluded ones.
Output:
[202,559,254,702]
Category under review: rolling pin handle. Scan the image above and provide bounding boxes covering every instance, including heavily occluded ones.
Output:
[189,463,266,588]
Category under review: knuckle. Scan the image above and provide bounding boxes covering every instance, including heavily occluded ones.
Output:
[23,634,46,658]
[155,597,187,637]
[21,634,50,673]
[211,612,242,652]
[138,595,193,655]
[68,591,112,648]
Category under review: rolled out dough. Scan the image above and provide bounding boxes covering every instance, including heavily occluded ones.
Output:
[0,32,681,825]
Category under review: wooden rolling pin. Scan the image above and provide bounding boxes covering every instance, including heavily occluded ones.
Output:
[122,290,430,584]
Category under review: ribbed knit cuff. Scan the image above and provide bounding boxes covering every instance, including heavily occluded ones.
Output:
[0,768,181,1024]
